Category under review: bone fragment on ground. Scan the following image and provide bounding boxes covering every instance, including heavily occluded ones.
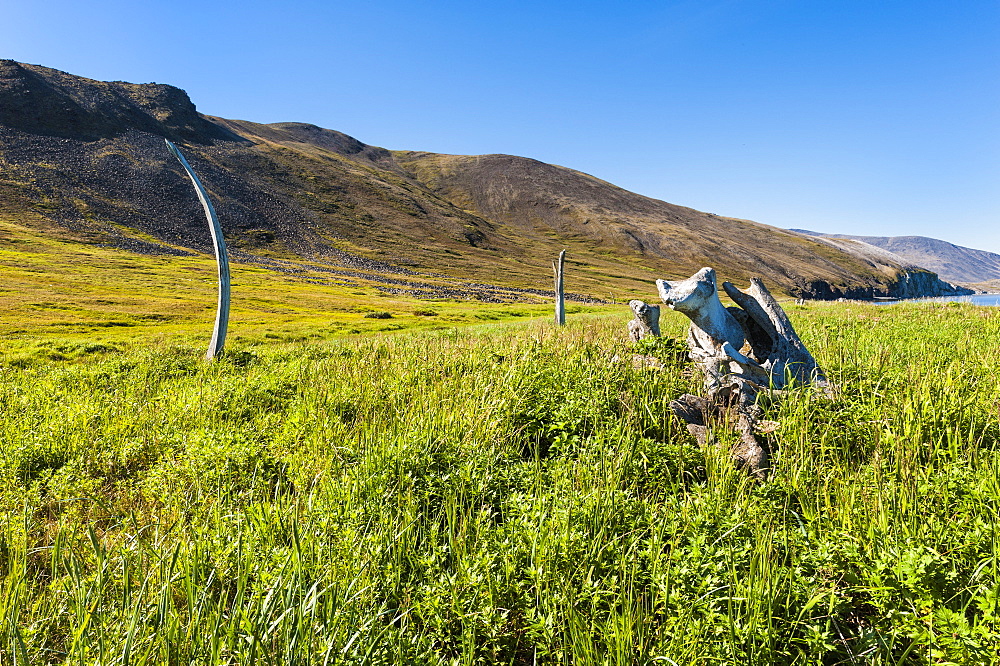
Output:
[627,299,661,341]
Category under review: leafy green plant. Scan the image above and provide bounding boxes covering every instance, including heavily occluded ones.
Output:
[2,304,1000,663]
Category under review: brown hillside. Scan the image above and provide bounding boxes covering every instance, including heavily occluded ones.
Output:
[393,152,899,290]
[0,60,964,300]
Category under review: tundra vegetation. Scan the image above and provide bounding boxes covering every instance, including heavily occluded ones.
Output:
[3,220,1000,664]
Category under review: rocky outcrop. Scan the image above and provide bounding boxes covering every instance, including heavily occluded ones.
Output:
[887,270,973,299]
[792,269,974,301]
[0,60,241,143]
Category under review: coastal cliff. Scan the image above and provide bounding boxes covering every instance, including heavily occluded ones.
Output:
[787,234,976,300]
[793,269,973,300]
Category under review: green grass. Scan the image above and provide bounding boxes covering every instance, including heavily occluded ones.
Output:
[0,216,603,361]
[2,298,1000,664]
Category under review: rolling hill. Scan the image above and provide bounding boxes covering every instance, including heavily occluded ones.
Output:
[0,59,970,301]
[791,230,1000,285]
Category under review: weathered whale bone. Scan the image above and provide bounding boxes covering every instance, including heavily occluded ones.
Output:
[656,267,829,478]
[553,249,566,325]
[627,300,661,341]
[165,139,230,360]
[657,268,827,392]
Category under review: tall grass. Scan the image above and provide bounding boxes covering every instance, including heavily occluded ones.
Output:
[2,302,1000,664]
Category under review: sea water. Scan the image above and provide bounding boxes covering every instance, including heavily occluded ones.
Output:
[874,294,1000,306]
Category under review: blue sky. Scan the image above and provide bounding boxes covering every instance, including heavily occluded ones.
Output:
[4,0,999,252]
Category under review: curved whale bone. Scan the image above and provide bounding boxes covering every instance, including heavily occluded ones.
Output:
[722,278,828,388]
[165,139,230,360]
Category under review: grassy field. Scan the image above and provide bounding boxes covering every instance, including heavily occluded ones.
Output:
[2,276,1000,664]
[0,215,611,365]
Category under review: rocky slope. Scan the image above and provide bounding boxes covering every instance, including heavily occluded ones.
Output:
[0,59,968,300]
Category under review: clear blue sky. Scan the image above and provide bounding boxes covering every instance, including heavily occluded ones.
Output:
[4,0,999,252]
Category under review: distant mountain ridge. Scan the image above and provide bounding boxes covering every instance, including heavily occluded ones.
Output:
[0,59,971,300]
[791,230,1000,284]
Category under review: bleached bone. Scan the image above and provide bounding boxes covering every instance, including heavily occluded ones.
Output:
[722,278,828,388]
[165,139,230,360]
[656,268,744,361]
[656,267,828,479]
[627,300,661,341]
[553,249,566,325]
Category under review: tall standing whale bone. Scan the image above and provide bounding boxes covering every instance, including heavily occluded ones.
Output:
[165,139,231,360]
[656,267,829,478]
[553,249,566,325]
